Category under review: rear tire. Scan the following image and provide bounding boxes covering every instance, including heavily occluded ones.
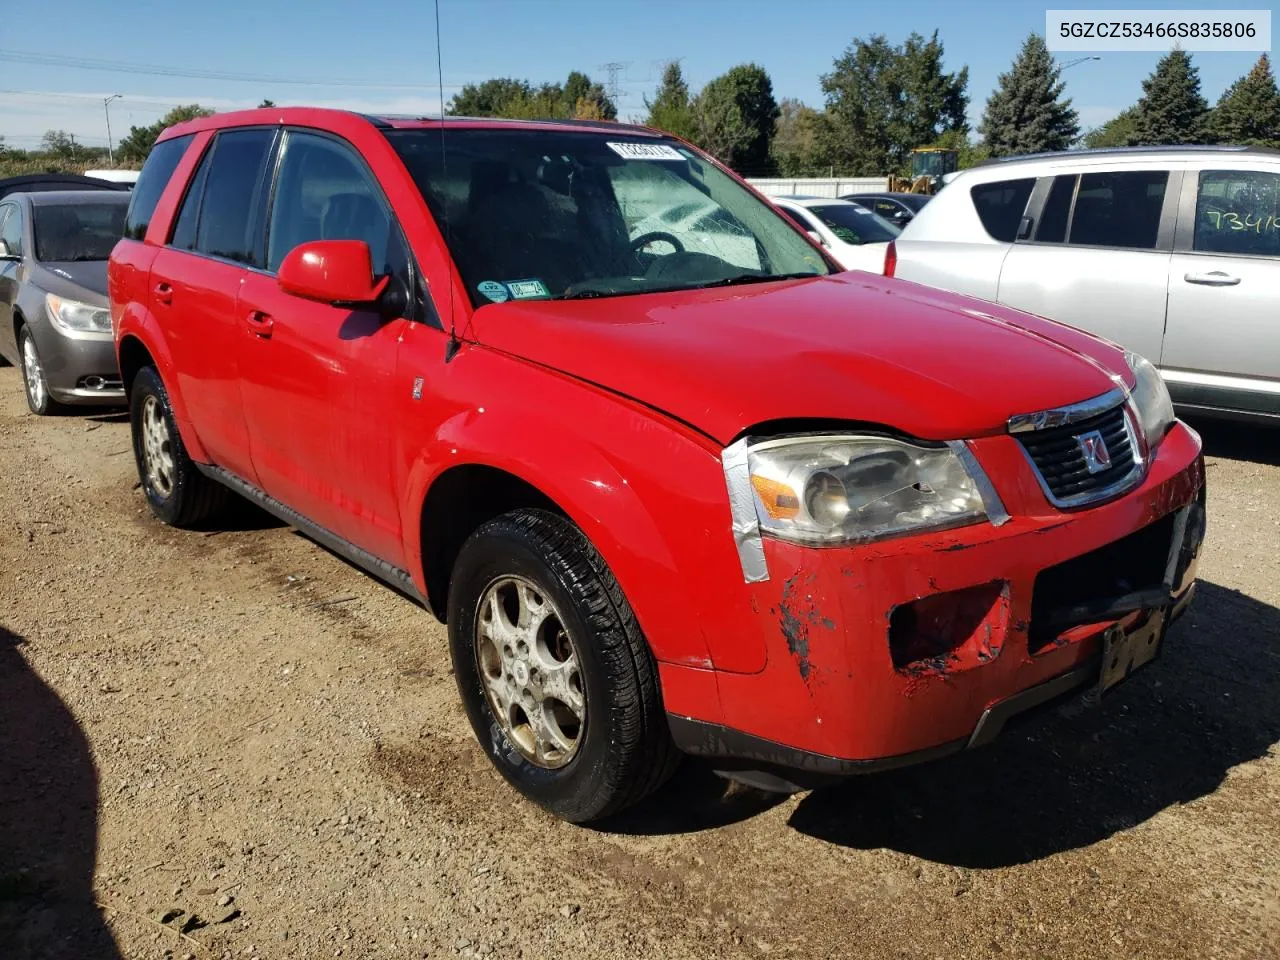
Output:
[129,365,228,527]
[18,327,66,416]
[448,508,678,822]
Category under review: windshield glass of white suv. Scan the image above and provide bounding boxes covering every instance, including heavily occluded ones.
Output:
[386,128,830,303]
[807,204,900,245]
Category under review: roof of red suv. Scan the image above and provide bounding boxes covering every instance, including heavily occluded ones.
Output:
[159,106,668,142]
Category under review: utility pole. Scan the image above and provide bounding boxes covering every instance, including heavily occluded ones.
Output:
[104,94,122,166]
[1058,56,1102,72]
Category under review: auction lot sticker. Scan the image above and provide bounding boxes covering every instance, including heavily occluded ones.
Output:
[607,142,685,161]
[477,280,509,303]
[507,278,551,300]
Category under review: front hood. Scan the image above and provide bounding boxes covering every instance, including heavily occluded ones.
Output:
[33,261,109,304]
[469,273,1129,445]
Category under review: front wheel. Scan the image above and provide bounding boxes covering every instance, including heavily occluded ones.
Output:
[448,509,677,822]
[129,365,229,528]
[19,327,65,416]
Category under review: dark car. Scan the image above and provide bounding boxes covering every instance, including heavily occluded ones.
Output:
[0,191,131,413]
[840,191,932,227]
[0,173,129,202]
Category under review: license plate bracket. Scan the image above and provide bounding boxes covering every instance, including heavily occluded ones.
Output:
[1097,609,1167,696]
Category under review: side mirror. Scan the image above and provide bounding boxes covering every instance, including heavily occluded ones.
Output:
[806,230,828,248]
[0,239,16,259]
[277,240,390,309]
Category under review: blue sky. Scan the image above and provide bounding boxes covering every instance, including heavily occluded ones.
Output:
[0,0,1270,155]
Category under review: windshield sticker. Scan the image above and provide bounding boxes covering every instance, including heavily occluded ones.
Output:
[477,280,509,303]
[606,142,684,162]
[506,278,550,300]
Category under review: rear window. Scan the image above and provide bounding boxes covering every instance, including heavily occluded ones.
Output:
[34,201,128,262]
[970,178,1035,242]
[124,135,193,241]
[808,204,899,244]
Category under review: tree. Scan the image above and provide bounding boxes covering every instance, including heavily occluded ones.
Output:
[1083,107,1139,147]
[1127,49,1209,145]
[822,31,969,176]
[980,33,1080,156]
[41,130,77,158]
[116,105,215,162]
[1207,53,1280,147]
[643,62,695,140]
[447,73,615,120]
[691,63,779,174]
[258,99,277,108]
[770,99,833,176]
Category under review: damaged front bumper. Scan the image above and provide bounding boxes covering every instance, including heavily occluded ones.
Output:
[666,421,1206,791]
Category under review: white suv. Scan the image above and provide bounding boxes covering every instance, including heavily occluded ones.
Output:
[889,146,1280,424]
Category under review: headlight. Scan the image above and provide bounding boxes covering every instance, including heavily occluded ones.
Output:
[45,293,112,339]
[1124,350,1175,446]
[743,435,992,546]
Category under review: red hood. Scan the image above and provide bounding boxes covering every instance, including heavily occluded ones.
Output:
[468,273,1130,445]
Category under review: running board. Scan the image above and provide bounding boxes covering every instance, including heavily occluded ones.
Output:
[195,463,426,606]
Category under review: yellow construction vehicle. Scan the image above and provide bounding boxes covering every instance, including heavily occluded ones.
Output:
[887,147,959,194]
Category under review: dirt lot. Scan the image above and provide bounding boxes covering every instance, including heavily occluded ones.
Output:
[1,366,1278,960]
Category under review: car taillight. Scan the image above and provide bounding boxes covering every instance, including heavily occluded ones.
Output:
[884,240,896,277]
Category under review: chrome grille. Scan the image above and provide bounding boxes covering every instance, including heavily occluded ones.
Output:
[1014,396,1141,507]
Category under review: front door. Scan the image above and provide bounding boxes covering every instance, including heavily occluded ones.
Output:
[0,203,25,362]
[1162,166,1280,417]
[237,129,413,564]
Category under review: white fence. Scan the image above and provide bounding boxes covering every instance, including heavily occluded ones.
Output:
[746,177,889,198]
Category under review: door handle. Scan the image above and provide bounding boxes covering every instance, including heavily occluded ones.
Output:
[244,310,275,339]
[1184,271,1240,287]
[154,281,173,305]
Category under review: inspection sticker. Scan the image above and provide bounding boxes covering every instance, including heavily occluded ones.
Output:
[606,142,684,161]
[506,278,551,300]
[477,280,509,303]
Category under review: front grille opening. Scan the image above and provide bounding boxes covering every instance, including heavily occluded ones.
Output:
[1028,513,1175,652]
[889,580,1008,670]
[1018,404,1137,505]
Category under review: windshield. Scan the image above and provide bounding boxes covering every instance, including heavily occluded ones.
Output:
[386,128,830,303]
[33,201,128,262]
[806,204,900,245]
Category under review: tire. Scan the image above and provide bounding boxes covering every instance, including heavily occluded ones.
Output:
[129,365,228,528]
[448,508,678,822]
[18,326,66,416]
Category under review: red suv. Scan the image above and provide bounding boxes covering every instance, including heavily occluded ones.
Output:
[109,108,1206,822]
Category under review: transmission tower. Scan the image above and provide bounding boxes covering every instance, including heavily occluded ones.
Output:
[598,61,630,105]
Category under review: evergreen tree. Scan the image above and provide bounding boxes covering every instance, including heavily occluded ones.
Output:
[643,62,695,140]
[1084,107,1139,147]
[116,105,215,162]
[1127,49,1209,145]
[980,33,1080,156]
[1208,53,1280,147]
[691,63,779,174]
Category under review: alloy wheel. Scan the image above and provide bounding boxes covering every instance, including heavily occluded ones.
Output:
[140,395,175,499]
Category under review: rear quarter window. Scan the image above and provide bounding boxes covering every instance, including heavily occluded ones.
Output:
[969,178,1035,243]
[124,135,194,241]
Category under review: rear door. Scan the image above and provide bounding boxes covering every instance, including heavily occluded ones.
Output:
[147,127,277,483]
[996,166,1177,363]
[236,128,414,563]
[1162,164,1280,417]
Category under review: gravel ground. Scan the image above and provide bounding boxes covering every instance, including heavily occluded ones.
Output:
[1,365,1277,960]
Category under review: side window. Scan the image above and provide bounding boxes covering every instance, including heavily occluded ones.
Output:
[1068,170,1168,250]
[1193,169,1280,257]
[970,178,1035,243]
[1035,175,1076,244]
[169,145,212,251]
[0,204,21,256]
[195,128,275,265]
[124,134,193,241]
[266,131,405,282]
[874,199,899,219]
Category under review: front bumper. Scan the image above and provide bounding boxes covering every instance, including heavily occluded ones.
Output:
[665,421,1206,784]
[27,318,125,405]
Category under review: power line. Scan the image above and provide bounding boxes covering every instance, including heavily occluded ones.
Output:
[0,89,189,113]
[0,49,449,90]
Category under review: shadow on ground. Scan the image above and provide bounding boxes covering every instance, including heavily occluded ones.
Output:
[786,581,1280,866]
[1186,416,1280,467]
[0,627,120,959]
[598,760,788,836]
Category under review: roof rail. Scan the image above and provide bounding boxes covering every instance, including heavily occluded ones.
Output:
[974,144,1280,167]
[364,114,661,135]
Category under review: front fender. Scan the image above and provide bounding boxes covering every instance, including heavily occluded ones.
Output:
[400,395,764,674]
[115,303,209,463]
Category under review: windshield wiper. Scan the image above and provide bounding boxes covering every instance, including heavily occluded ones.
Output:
[695,271,822,289]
